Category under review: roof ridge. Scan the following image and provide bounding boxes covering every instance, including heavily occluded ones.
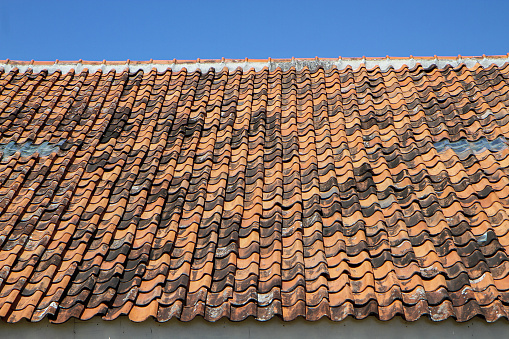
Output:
[1,55,509,323]
[1,54,508,74]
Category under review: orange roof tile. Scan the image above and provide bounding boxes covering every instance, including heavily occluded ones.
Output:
[0,56,509,323]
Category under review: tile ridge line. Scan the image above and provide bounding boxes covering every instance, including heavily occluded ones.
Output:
[0,55,508,73]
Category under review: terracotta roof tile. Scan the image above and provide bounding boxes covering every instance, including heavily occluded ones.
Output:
[2,57,509,323]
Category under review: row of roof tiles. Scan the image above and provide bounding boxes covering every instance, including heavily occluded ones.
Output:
[2,55,509,74]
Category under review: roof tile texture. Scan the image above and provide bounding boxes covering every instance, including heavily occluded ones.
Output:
[0,62,509,323]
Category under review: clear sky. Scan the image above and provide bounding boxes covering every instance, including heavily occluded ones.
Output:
[1,0,508,61]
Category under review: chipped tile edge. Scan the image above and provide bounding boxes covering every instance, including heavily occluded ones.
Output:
[0,55,508,74]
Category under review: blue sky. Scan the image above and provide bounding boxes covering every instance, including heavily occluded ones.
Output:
[1,0,508,61]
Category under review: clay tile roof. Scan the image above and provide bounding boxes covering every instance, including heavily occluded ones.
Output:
[1,56,509,323]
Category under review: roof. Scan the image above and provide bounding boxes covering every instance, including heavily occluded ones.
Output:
[0,56,509,324]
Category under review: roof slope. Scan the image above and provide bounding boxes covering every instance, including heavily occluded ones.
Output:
[1,58,509,323]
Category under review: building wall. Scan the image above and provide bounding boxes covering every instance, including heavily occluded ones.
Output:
[0,315,505,339]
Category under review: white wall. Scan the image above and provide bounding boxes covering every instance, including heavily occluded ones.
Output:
[0,315,506,339]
